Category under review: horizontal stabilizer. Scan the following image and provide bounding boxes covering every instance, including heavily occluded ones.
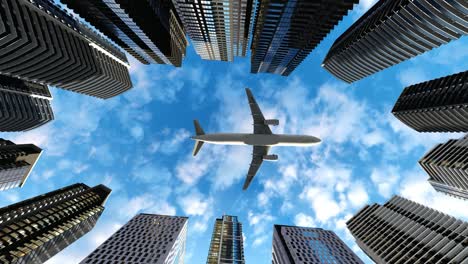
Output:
[192,141,204,156]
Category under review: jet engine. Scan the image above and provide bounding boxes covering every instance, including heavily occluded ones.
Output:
[263,154,278,161]
[264,119,279,126]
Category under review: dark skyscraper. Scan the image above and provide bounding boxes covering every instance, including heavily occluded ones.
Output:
[62,0,188,67]
[207,215,245,264]
[0,0,132,99]
[0,139,42,191]
[0,183,111,264]
[272,225,363,264]
[392,70,468,132]
[322,0,468,83]
[172,0,254,61]
[419,135,468,200]
[347,196,468,264]
[250,0,358,76]
[0,75,54,132]
[81,214,188,263]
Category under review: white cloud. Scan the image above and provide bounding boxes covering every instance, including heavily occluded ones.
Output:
[117,193,176,219]
[130,125,144,141]
[397,68,429,87]
[177,191,211,216]
[347,182,369,208]
[300,186,341,222]
[176,155,212,185]
[294,213,316,227]
[370,166,400,198]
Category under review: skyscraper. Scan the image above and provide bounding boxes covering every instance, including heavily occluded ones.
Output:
[171,0,254,61]
[419,135,468,200]
[250,0,358,76]
[0,75,54,132]
[392,70,468,132]
[0,0,132,99]
[0,183,111,264]
[322,0,468,83]
[81,214,188,263]
[207,215,245,264]
[347,196,468,264]
[272,225,363,264]
[61,0,188,67]
[0,139,42,191]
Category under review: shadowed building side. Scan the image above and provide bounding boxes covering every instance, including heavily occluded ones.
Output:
[392,70,468,132]
[250,0,358,76]
[0,0,132,99]
[0,183,111,264]
[322,0,468,83]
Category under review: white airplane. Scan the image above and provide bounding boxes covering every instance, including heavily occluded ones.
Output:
[191,88,321,190]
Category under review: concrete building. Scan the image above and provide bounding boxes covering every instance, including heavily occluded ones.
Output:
[419,135,468,200]
[392,70,468,132]
[171,0,254,61]
[62,0,188,66]
[0,75,54,132]
[322,0,468,83]
[250,0,358,76]
[207,215,245,264]
[81,214,188,263]
[347,195,468,263]
[272,224,363,264]
[0,183,111,263]
[0,139,42,191]
[0,0,132,99]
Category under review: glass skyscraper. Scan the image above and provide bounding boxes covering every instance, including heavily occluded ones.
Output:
[207,215,245,264]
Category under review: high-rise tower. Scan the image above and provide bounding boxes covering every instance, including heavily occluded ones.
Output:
[272,225,363,264]
[207,215,245,264]
[250,0,358,76]
[0,0,132,99]
[81,214,188,263]
[61,0,188,67]
[171,0,254,61]
[0,139,42,191]
[0,183,111,264]
[347,196,468,264]
[419,135,468,200]
[392,70,468,132]
[322,0,468,83]
[0,75,54,131]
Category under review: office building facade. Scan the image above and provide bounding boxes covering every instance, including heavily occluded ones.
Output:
[272,225,363,264]
[392,70,468,132]
[0,75,54,132]
[419,135,468,200]
[250,0,358,76]
[62,0,188,66]
[0,183,111,264]
[347,195,468,264]
[0,139,42,191]
[322,0,468,83]
[207,215,245,264]
[81,214,188,264]
[172,0,254,61]
[0,0,132,99]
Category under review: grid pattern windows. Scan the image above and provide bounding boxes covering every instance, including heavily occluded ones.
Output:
[207,215,245,264]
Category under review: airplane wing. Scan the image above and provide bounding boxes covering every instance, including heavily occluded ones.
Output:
[246,88,272,135]
[243,146,270,190]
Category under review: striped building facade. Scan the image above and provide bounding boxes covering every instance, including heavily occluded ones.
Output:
[207,215,245,264]
[171,0,254,61]
[419,135,468,200]
[322,0,468,83]
[0,183,111,264]
[392,70,468,132]
[251,0,358,76]
[347,196,468,264]
[0,0,132,99]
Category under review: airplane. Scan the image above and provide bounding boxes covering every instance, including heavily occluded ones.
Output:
[191,88,321,190]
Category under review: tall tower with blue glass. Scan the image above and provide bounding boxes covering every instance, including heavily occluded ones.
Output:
[207,215,245,264]
[272,224,363,264]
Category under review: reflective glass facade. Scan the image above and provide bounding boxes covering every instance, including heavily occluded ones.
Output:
[250,0,357,76]
[207,215,245,264]
[0,183,111,264]
[272,225,363,264]
[0,139,42,191]
[81,213,188,264]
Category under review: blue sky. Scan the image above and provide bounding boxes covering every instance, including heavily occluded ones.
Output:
[1,1,468,263]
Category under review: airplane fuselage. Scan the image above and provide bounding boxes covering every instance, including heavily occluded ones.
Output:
[192,133,321,146]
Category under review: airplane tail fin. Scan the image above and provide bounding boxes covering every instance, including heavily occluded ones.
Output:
[192,120,205,156]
